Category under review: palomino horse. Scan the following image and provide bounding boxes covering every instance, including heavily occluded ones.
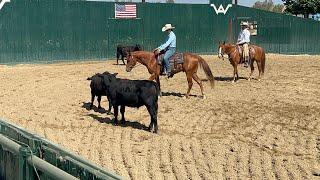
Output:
[218,42,266,82]
[125,51,215,99]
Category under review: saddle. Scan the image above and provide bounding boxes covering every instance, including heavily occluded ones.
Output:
[236,45,255,64]
[155,51,184,75]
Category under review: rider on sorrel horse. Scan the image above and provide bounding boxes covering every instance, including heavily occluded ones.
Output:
[125,51,215,99]
[218,41,266,82]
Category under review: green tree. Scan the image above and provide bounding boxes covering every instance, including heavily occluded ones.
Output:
[253,0,274,11]
[253,0,285,13]
[273,4,285,13]
[166,0,174,3]
[282,0,319,18]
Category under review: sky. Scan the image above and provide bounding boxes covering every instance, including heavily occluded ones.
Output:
[88,0,284,7]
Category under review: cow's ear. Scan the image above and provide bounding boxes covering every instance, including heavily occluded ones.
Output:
[113,73,118,77]
[223,41,225,45]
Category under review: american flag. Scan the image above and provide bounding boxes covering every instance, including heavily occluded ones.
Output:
[115,4,137,19]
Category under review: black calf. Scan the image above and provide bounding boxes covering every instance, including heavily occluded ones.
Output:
[100,73,159,133]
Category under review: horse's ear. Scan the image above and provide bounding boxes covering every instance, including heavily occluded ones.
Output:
[223,41,225,45]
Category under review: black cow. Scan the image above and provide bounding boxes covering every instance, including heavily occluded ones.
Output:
[100,72,159,133]
[87,71,116,114]
[116,44,142,65]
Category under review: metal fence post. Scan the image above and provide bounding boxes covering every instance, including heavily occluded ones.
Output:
[18,146,33,180]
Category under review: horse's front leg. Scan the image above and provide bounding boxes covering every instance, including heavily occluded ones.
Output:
[232,65,237,83]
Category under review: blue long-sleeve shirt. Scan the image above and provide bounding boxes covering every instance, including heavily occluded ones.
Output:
[158,31,176,51]
[237,28,250,44]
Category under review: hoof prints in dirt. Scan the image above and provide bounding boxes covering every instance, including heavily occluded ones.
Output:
[1,55,320,179]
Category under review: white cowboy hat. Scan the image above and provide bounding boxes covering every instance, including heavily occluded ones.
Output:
[162,24,175,32]
[240,21,249,26]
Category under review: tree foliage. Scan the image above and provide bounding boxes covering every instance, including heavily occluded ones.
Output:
[253,0,285,13]
[282,0,320,18]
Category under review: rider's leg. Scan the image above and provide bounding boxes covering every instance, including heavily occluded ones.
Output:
[163,48,175,76]
[243,43,249,68]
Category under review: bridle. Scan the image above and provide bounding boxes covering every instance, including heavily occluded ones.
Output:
[127,55,142,70]
[218,46,235,60]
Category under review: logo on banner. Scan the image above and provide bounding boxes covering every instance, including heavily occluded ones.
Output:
[210,4,232,15]
[0,0,10,10]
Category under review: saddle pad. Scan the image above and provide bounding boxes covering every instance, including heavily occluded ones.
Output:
[157,53,184,65]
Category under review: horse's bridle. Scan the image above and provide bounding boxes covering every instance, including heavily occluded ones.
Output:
[127,55,142,71]
[218,47,234,60]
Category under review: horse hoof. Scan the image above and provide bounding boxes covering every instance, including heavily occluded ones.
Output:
[258,79,261,82]
[232,80,235,83]
[248,78,251,81]
[202,95,206,99]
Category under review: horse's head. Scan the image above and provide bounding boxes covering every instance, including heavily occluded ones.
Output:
[218,41,226,59]
[126,51,137,72]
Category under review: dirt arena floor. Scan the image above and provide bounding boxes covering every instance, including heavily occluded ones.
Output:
[0,54,319,179]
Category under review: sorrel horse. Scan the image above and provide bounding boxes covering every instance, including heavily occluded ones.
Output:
[125,51,215,99]
[218,42,266,82]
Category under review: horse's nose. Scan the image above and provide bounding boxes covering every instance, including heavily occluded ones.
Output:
[126,67,131,72]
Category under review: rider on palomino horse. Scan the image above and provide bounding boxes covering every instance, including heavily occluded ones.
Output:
[237,21,251,68]
[154,24,176,78]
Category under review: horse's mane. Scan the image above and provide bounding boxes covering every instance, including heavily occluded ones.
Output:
[130,51,156,64]
[131,50,153,56]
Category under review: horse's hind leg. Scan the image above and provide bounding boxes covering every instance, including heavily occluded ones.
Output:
[185,72,193,98]
[192,73,205,99]
[256,61,262,81]
[248,60,255,81]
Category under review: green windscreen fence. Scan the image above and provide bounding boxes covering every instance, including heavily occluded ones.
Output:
[0,0,319,64]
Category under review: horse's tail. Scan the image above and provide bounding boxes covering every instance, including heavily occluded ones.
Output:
[198,56,215,89]
[261,48,266,75]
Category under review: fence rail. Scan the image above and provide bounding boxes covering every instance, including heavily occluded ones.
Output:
[0,119,122,180]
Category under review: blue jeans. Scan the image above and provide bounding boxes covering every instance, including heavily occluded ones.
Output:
[163,47,175,73]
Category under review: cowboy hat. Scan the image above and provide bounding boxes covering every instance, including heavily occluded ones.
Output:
[240,21,249,26]
[162,24,175,32]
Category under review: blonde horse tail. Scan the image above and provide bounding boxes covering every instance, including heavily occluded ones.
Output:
[198,56,215,89]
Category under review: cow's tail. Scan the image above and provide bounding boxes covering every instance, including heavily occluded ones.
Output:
[198,56,215,89]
